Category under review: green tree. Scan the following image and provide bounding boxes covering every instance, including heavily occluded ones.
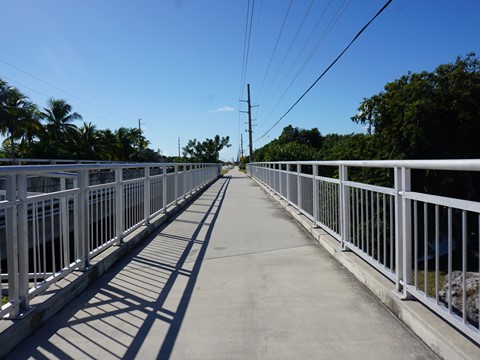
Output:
[352,53,480,160]
[114,127,148,161]
[351,53,480,198]
[183,135,230,163]
[40,98,82,158]
[74,122,105,159]
[0,83,42,159]
[253,125,322,162]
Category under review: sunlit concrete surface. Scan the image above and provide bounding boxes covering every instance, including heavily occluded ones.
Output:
[7,168,436,359]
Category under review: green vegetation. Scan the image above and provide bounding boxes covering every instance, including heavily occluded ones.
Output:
[252,53,480,199]
[0,78,229,163]
[1,296,7,306]
[415,270,446,298]
[182,135,231,163]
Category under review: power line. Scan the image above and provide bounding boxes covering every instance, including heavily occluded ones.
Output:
[0,74,124,127]
[238,0,256,153]
[239,0,256,99]
[256,0,293,102]
[0,57,136,124]
[255,0,334,131]
[255,0,393,143]
[258,0,315,105]
[257,0,351,132]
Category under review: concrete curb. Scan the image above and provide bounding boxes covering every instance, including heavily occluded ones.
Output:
[250,176,480,360]
[0,176,221,359]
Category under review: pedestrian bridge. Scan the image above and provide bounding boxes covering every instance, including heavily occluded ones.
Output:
[0,162,479,359]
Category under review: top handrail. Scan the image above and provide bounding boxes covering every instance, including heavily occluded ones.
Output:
[0,162,220,175]
[250,159,480,171]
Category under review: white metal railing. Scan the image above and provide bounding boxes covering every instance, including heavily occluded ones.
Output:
[248,160,480,345]
[0,162,220,319]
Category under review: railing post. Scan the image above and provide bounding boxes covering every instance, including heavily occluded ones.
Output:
[60,177,69,267]
[286,164,290,203]
[402,167,412,297]
[115,168,124,244]
[144,166,151,224]
[163,165,168,212]
[174,165,179,204]
[5,175,20,317]
[339,165,350,250]
[394,166,411,297]
[189,164,193,193]
[183,165,188,199]
[192,164,198,192]
[16,174,29,313]
[279,163,283,197]
[297,163,302,214]
[273,164,277,191]
[76,170,90,270]
[312,164,319,227]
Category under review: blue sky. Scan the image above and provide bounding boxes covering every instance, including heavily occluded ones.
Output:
[1,0,479,161]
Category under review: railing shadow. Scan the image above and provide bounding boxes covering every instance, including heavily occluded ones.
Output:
[6,176,230,360]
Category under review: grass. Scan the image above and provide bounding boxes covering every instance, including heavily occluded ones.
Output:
[221,169,229,175]
[415,270,447,298]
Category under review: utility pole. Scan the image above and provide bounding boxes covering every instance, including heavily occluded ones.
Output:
[247,84,253,159]
[178,137,181,157]
[240,133,244,157]
[240,83,257,160]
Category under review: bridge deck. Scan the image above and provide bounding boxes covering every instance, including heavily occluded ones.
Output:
[7,168,436,359]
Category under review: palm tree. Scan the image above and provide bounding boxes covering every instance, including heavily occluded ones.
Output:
[98,128,119,160]
[0,83,32,158]
[74,122,108,159]
[17,102,42,158]
[40,98,82,158]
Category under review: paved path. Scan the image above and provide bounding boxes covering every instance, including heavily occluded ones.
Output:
[8,168,436,359]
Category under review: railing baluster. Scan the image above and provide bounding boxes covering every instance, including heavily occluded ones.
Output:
[115,168,124,244]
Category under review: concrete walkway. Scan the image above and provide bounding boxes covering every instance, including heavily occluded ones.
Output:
[7,168,436,359]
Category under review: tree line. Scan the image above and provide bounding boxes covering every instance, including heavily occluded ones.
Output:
[252,53,480,200]
[0,80,158,161]
[0,79,230,163]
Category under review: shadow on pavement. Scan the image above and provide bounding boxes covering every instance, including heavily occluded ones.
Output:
[7,176,230,360]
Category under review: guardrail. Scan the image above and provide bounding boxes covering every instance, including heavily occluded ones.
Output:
[0,162,220,319]
[248,160,480,345]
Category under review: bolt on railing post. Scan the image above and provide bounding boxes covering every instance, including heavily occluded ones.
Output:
[144,166,151,224]
[115,168,124,245]
[5,175,20,317]
[16,174,29,313]
[297,163,302,214]
[339,165,350,250]
[312,164,319,227]
[76,170,90,270]
[162,165,168,212]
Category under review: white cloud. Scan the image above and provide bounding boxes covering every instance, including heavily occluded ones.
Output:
[209,106,235,113]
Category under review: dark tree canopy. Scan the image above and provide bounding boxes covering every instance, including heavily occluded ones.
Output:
[351,53,480,160]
